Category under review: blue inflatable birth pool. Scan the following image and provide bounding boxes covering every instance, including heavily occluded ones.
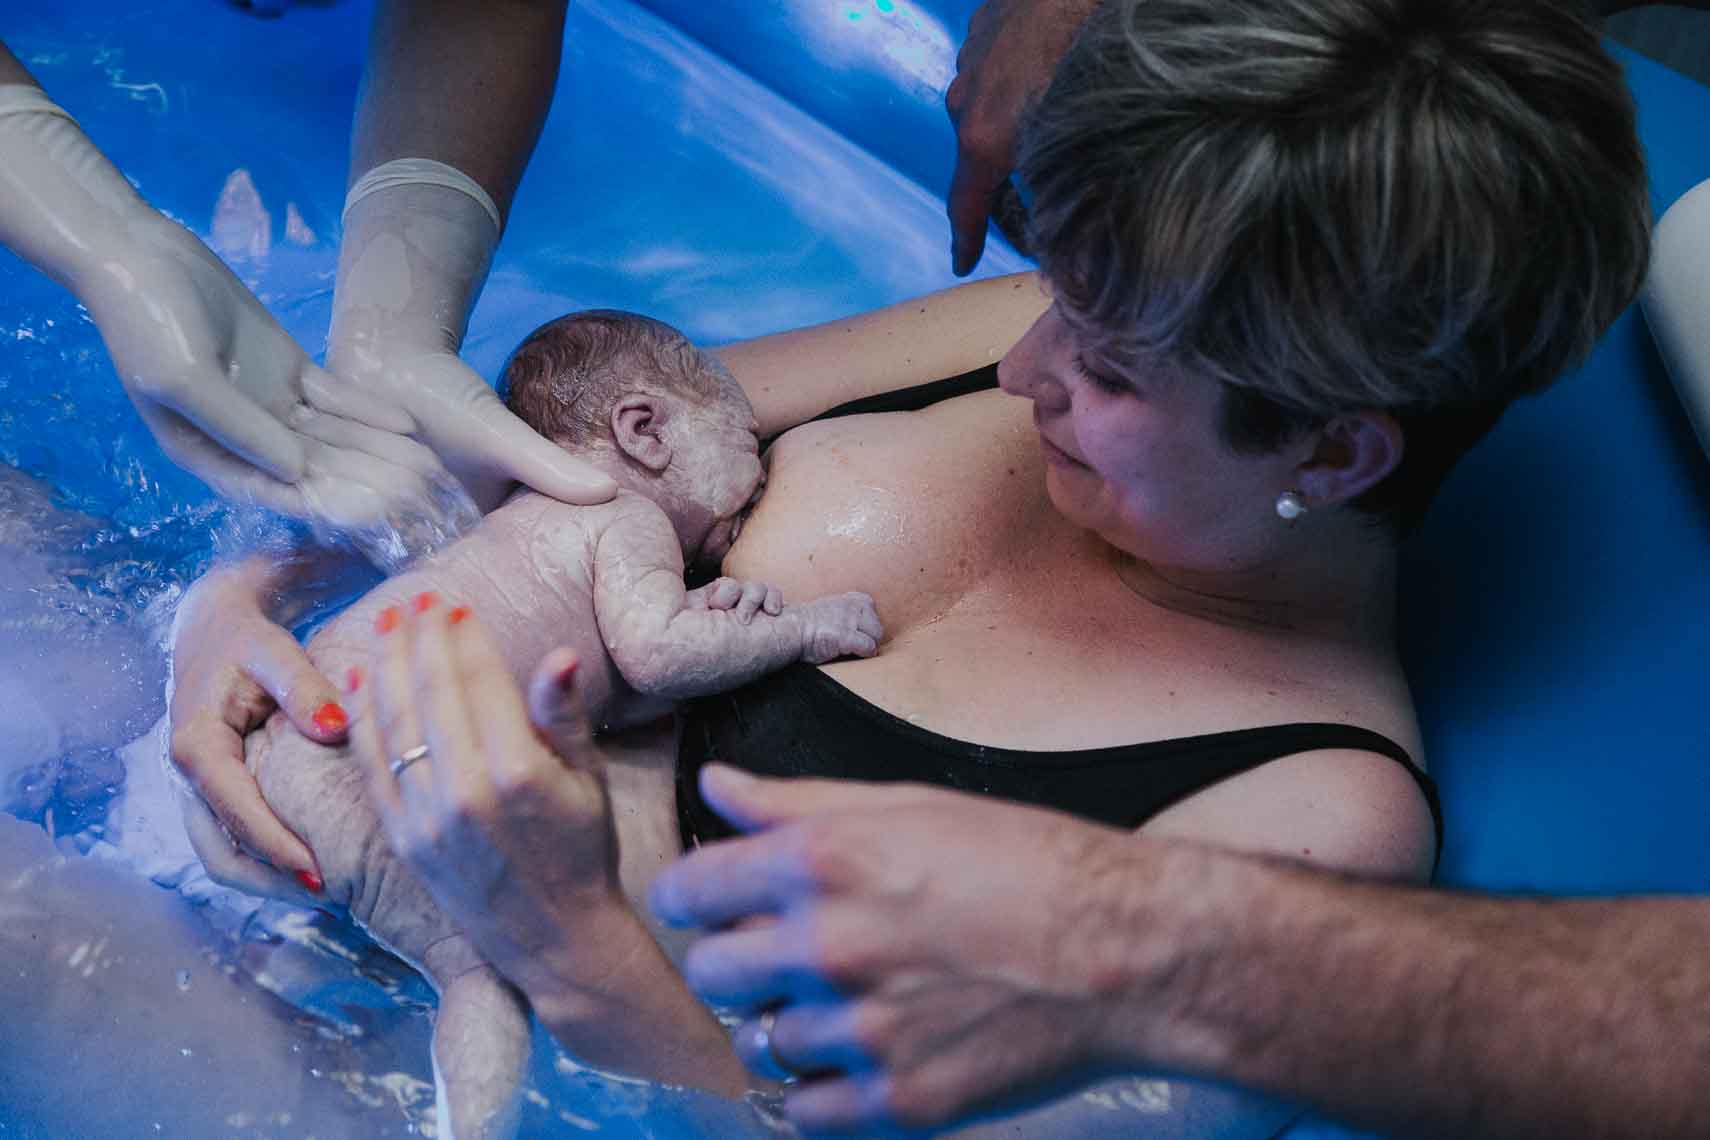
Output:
[1,2,1707,1137]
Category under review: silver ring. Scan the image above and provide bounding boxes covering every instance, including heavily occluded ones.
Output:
[753,1009,796,1079]
[389,743,431,779]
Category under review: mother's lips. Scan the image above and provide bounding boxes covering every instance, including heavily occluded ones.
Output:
[1036,427,1084,467]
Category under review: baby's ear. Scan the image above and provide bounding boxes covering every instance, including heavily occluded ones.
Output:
[611,395,673,472]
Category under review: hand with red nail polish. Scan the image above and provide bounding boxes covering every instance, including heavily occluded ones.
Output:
[167,558,335,898]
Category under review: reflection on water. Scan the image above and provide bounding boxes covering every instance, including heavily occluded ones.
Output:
[0,0,1028,1132]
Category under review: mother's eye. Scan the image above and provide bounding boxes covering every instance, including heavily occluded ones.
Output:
[1073,352,1130,395]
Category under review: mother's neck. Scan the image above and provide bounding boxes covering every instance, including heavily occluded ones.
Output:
[1111,520,1400,645]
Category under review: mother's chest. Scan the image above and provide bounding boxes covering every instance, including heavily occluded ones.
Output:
[723,394,1053,636]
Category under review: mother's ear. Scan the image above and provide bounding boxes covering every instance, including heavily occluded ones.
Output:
[611,395,673,472]
[1294,410,1404,508]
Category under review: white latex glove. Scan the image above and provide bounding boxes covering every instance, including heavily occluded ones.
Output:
[0,85,461,554]
[326,160,617,512]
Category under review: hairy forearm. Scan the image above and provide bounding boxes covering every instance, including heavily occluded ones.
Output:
[512,902,751,1096]
[1089,841,1710,1140]
[352,0,566,215]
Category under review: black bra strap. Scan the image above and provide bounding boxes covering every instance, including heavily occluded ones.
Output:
[807,362,1000,425]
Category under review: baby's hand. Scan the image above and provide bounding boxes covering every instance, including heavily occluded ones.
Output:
[793,592,884,663]
[687,577,784,624]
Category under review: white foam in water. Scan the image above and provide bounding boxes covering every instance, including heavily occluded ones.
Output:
[0,464,174,831]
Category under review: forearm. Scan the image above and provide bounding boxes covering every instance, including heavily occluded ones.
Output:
[717,271,1049,438]
[1,40,33,85]
[0,55,160,295]
[327,0,566,369]
[618,603,808,702]
[352,0,565,218]
[1088,841,1710,1140]
[510,902,752,1096]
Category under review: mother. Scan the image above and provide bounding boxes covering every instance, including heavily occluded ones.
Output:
[171,0,1648,1133]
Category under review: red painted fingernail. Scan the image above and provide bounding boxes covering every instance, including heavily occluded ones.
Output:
[344,666,363,694]
[295,869,324,894]
[448,605,472,626]
[376,606,401,634]
[312,702,348,734]
[413,591,439,614]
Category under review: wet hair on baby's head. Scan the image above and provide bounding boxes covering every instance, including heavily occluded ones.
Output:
[502,309,742,447]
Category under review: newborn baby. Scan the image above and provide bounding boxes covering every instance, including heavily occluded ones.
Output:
[238,311,882,1138]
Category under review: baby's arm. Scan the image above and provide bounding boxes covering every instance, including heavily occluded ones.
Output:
[592,502,881,701]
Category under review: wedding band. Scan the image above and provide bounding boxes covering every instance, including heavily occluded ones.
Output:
[753,1009,796,1079]
[389,743,431,779]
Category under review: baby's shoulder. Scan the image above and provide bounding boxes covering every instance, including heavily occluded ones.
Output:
[481,489,670,554]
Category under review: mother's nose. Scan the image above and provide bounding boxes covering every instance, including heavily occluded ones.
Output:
[997,312,1059,402]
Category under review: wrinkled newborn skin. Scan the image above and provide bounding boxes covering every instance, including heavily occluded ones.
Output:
[244,488,882,1140]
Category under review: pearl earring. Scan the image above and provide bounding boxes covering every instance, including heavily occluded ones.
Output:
[1275,490,1308,521]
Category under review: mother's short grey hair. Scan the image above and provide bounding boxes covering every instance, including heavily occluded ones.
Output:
[1020,0,1650,528]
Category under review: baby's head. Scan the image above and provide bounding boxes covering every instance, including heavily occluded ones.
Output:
[502,310,763,569]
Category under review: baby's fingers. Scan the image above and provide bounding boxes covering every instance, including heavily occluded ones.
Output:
[736,580,769,624]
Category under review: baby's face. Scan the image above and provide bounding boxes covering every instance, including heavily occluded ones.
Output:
[676,396,765,569]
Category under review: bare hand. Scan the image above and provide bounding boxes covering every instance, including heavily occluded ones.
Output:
[792,592,883,663]
[651,765,1135,1134]
[945,0,1101,275]
[348,598,632,987]
[168,564,344,899]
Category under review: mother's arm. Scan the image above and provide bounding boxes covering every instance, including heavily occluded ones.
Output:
[716,271,1049,439]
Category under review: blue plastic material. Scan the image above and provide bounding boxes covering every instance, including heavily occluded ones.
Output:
[2,1,1708,1136]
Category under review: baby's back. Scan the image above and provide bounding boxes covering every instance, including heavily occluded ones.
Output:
[244,492,641,938]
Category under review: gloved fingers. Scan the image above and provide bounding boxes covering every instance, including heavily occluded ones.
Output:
[300,362,417,436]
[288,400,450,482]
[420,392,617,506]
[145,367,312,485]
[135,401,329,515]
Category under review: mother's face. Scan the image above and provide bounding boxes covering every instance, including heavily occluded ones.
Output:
[997,305,1305,571]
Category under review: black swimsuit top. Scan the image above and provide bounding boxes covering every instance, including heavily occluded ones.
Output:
[676,366,1443,865]
[677,665,1442,862]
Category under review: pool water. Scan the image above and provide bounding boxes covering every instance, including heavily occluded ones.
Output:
[0,0,1024,1135]
[6,1,1710,1137]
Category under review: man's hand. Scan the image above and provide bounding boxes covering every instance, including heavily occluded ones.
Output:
[651,764,1153,1134]
[946,0,1102,275]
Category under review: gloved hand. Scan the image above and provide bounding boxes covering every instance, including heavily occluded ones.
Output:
[0,84,462,551]
[326,160,618,513]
